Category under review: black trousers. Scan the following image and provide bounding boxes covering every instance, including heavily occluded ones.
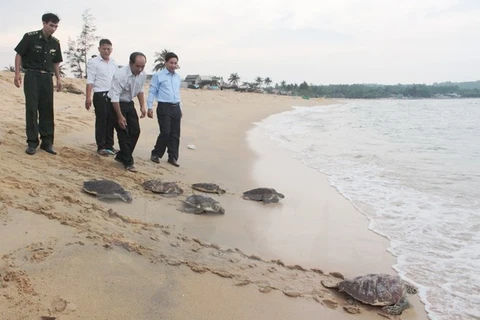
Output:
[24,71,54,148]
[111,101,140,167]
[152,102,182,161]
[93,91,115,151]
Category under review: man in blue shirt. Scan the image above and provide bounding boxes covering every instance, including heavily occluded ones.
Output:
[147,52,182,167]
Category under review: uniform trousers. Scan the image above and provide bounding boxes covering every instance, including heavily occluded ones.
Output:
[24,70,54,148]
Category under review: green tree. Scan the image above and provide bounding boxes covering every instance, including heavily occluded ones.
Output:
[4,65,25,73]
[153,49,169,71]
[299,81,309,92]
[64,9,99,78]
[153,49,180,71]
[255,76,263,87]
[264,77,272,87]
[59,64,67,78]
[228,73,240,85]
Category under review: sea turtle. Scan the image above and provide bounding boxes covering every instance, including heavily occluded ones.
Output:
[242,188,285,204]
[321,273,418,315]
[181,195,225,214]
[142,179,183,197]
[83,179,132,203]
[191,183,226,195]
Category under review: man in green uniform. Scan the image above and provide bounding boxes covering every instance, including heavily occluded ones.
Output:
[14,13,63,155]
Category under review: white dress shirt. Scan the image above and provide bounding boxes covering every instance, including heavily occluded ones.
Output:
[86,56,118,92]
[107,66,146,103]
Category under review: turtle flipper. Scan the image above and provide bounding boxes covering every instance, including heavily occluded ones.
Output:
[120,192,133,203]
[96,193,113,201]
[321,279,341,289]
[179,202,205,214]
[381,296,409,315]
[263,196,279,204]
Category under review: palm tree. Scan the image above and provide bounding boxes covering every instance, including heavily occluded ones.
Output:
[264,77,272,87]
[280,80,286,89]
[153,49,180,72]
[255,76,263,87]
[228,73,240,85]
[4,65,26,73]
[59,64,67,78]
[153,49,169,71]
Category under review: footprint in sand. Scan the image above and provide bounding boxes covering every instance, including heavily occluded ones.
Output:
[51,296,77,314]
[321,298,338,309]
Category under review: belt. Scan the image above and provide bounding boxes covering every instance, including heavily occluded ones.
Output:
[93,91,109,97]
[26,69,51,74]
[158,102,180,106]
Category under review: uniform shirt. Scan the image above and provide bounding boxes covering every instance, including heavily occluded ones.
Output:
[147,68,181,110]
[86,56,118,92]
[107,66,146,103]
[14,30,62,73]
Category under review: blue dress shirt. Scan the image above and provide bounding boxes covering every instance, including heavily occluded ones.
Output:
[147,68,181,110]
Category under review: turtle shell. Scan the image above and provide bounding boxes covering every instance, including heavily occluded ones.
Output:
[243,188,274,200]
[192,183,225,194]
[143,179,183,196]
[83,179,125,195]
[83,179,132,203]
[242,188,284,203]
[183,195,225,214]
[338,274,404,306]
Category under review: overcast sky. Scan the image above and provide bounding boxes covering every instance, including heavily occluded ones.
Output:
[1,0,479,85]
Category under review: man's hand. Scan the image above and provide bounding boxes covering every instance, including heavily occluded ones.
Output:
[14,74,22,88]
[118,116,127,129]
[147,109,154,118]
[85,99,92,110]
[56,78,62,92]
[140,107,146,118]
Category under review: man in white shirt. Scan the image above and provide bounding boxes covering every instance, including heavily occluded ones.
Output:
[107,52,148,172]
[85,39,118,156]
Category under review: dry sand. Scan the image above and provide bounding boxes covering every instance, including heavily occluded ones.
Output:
[0,71,429,320]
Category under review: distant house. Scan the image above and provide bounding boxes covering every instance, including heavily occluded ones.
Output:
[199,75,213,83]
[184,74,201,85]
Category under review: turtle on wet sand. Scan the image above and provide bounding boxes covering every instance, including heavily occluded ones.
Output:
[142,179,183,197]
[192,183,226,195]
[321,273,418,315]
[181,194,225,214]
[83,179,132,203]
[242,188,285,204]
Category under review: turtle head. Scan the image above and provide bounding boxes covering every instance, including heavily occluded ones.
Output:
[276,192,285,199]
[405,284,418,295]
[213,203,225,214]
[321,279,341,289]
[121,191,133,203]
[218,188,226,195]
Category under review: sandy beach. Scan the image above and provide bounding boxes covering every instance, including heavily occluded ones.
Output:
[0,70,429,320]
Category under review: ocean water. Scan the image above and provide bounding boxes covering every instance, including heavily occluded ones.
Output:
[257,99,480,320]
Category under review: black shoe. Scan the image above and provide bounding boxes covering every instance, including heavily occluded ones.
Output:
[40,145,57,155]
[25,147,36,155]
[168,158,179,167]
[151,155,160,163]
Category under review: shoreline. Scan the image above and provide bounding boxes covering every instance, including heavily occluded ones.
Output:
[246,104,431,320]
[0,72,428,319]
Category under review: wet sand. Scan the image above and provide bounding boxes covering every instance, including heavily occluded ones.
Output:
[0,71,429,319]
